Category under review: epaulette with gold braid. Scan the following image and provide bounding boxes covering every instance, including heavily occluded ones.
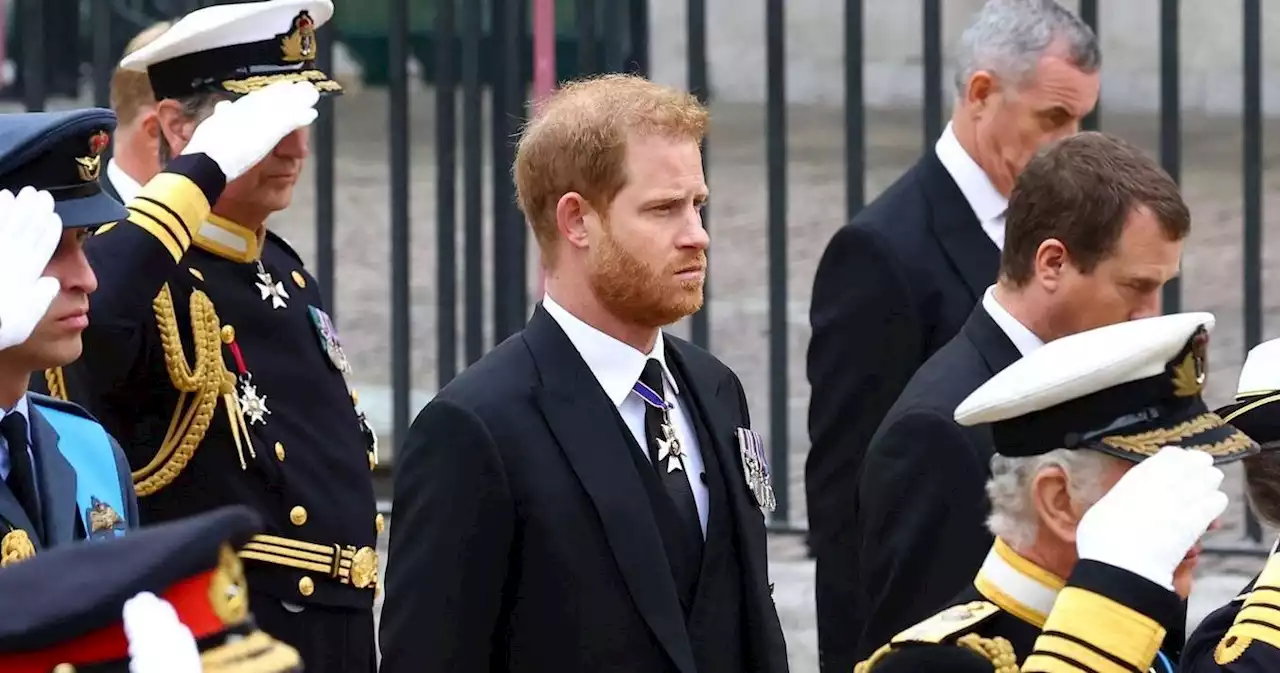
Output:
[855,602,1004,672]
[131,283,236,496]
[43,367,68,401]
[1215,553,1280,665]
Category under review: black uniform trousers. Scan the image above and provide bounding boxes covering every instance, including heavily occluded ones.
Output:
[251,590,377,671]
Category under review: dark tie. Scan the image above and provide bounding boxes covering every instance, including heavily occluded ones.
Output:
[637,359,703,549]
[1,413,40,533]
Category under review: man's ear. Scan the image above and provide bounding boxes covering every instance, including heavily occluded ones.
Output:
[1031,465,1081,545]
[153,100,195,156]
[555,192,596,251]
[1033,238,1070,293]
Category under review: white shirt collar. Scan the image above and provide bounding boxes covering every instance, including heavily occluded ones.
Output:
[106,158,143,204]
[982,285,1044,357]
[935,122,1008,248]
[541,295,679,407]
[973,538,1066,628]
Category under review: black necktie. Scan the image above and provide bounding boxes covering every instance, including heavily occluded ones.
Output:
[638,359,703,548]
[2,413,40,532]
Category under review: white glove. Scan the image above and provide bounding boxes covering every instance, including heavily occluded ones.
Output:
[181,80,320,182]
[0,187,62,351]
[124,591,202,673]
[1076,446,1228,590]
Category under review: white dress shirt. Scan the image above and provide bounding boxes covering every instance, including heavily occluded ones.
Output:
[0,395,34,482]
[542,295,709,536]
[935,121,1008,250]
[106,158,143,204]
[982,285,1044,357]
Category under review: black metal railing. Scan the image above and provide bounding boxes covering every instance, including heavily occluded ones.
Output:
[12,0,1272,553]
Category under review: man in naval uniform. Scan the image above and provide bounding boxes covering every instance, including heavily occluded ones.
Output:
[0,109,139,565]
[0,504,301,672]
[1181,337,1280,672]
[35,2,380,671]
[856,311,1254,673]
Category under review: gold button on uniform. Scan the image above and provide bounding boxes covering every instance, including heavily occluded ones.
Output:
[368,450,377,471]
[220,325,236,344]
[292,270,307,288]
[350,389,360,405]
[289,506,307,526]
[375,513,385,534]
[274,442,286,461]
[298,576,314,596]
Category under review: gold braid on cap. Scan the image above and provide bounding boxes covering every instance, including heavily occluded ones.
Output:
[132,285,235,496]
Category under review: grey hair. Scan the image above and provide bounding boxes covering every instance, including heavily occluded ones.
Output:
[953,0,1100,95]
[157,92,229,166]
[985,448,1121,549]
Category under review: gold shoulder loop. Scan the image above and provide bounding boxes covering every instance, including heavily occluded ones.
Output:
[956,634,1018,673]
[891,601,1001,646]
[132,284,234,496]
[44,367,68,401]
[1215,554,1280,665]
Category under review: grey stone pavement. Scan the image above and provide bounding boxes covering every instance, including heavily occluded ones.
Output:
[37,86,1280,669]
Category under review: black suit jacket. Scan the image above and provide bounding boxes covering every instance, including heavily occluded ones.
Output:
[804,149,999,671]
[379,306,788,673]
[852,304,1021,661]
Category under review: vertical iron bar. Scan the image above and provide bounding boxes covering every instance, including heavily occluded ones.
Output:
[603,0,623,72]
[845,0,865,218]
[629,0,650,76]
[1158,0,1181,313]
[389,0,412,448]
[492,0,525,342]
[21,0,44,112]
[462,0,484,363]
[91,0,112,108]
[766,0,789,524]
[577,0,597,76]
[437,0,459,386]
[491,0,511,344]
[921,0,942,147]
[315,21,337,315]
[1243,0,1264,544]
[688,0,710,349]
[1079,0,1100,130]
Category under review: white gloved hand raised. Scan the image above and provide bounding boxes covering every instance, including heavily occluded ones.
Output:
[1076,446,1227,590]
[123,591,202,673]
[181,80,321,183]
[0,187,62,351]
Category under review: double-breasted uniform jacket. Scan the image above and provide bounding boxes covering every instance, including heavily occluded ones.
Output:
[0,394,139,566]
[1181,539,1280,672]
[33,153,380,612]
[858,538,1185,673]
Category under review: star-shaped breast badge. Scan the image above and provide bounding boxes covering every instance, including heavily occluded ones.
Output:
[238,381,271,425]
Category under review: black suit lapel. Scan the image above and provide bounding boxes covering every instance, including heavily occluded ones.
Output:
[523,307,698,673]
[28,407,78,545]
[920,150,1001,300]
[663,341,774,611]
[960,303,1024,376]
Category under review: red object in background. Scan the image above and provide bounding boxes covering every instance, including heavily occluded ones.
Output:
[531,0,555,299]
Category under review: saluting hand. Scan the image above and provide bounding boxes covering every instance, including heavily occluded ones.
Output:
[1076,446,1228,591]
[0,186,62,351]
[182,80,321,183]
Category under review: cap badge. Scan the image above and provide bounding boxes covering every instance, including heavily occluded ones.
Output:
[75,130,109,182]
[1172,327,1209,397]
[0,529,35,568]
[209,543,249,625]
[280,10,318,63]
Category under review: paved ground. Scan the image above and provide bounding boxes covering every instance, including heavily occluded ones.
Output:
[37,86,1280,669]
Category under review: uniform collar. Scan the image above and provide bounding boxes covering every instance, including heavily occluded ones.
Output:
[194,214,264,263]
[541,294,679,408]
[973,538,1066,628]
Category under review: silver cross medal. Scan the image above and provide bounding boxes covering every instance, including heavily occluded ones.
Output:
[255,261,289,309]
[656,416,685,473]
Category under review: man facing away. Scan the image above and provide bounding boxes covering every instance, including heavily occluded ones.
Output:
[39,2,381,671]
[858,311,1250,672]
[380,73,788,673]
[853,130,1190,660]
[102,20,172,203]
[0,110,144,559]
[805,3,1100,668]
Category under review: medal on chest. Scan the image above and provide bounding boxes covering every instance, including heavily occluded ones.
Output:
[255,260,289,309]
[308,305,352,374]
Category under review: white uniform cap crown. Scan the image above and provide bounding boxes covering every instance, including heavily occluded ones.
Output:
[1235,338,1280,398]
[955,312,1216,426]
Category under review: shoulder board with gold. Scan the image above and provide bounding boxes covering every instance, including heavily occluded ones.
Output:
[890,601,1001,645]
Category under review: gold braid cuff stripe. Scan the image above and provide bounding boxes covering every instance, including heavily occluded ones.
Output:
[239,534,379,590]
